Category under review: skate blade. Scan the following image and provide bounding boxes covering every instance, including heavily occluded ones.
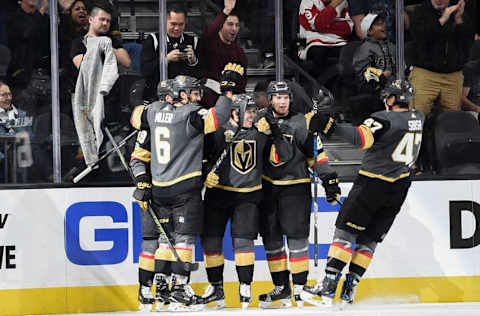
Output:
[241,302,250,309]
[139,303,153,312]
[338,299,353,310]
[299,292,332,308]
[154,302,171,312]
[167,302,205,312]
[213,300,226,309]
[295,300,304,308]
[259,298,292,309]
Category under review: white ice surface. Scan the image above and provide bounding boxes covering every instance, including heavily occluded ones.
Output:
[47,302,480,316]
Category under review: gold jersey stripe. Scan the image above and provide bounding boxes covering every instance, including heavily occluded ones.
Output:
[289,257,309,274]
[317,152,328,163]
[130,105,145,130]
[267,258,287,272]
[358,125,374,149]
[305,112,314,130]
[235,252,255,266]
[176,248,193,262]
[358,170,410,183]
[204,254,225,268]
[328,243,352,264]
[214,184,262,193]
[269,145,282,165]
[262,175,311,185]
[152,171,202,187]
[351,251,373,269]
[138,255,154,272]
[204,108,218,134]
[131,148,151,163]
[154,247,175,262]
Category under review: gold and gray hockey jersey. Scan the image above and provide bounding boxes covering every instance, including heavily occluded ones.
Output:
[260,111,334,185]
[130,96,232,196]
[335,109,425,182]
[204,122,293,192]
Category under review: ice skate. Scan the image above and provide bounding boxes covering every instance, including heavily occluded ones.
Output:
[199,283,226,309]
[138,285,154,311]
[239,283,251,309]
[154,274,170,311]
[339,273,359,308]
[300,273,341,307]
[258,284,292,309]
[293,284,304,308]
[168,284,204,312]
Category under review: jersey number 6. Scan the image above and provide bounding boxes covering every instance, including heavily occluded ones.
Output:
[155,126,171,164]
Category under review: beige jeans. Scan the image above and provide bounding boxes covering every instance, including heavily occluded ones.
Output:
[409,67,463,114]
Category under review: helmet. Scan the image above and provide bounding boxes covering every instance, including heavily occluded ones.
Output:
[232,93,256,127]
[312,86,334,113]
[157,79,174,100]
[381,79,414,108]
[267,81,292,101]
[170,75,202,101]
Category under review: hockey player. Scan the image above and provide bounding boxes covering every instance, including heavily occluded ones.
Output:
[200,94,293,309]
[130,63,244,311]
[258,81,341,308]
[302,79,424,307]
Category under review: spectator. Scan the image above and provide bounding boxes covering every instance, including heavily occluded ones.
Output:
[141,4,201,101]
[198,0,248,107]
[352,14,395,98]
[0,81,31,135]
[0,81,33,183]
[349,0,409,41]
[461,59,480,119]
[7,0,50,89]
[298,0,353,92]
[409,0,475,114]
[71,1,130,167]
[59,0,89,116]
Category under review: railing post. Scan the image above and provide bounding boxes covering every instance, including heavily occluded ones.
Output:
[49,0,61,183]
[274,0,284,81]
[158,0,168,81]
[395,0,405,81]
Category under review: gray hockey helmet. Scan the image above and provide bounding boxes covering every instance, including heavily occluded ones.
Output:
[170,75,202,100]
[266,80,292,101]
[232,93,256,126]
[381,79,414,108]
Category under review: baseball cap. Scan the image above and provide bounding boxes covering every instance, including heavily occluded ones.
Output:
[361,13,380,37]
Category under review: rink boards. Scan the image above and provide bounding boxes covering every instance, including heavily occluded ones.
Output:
[1,180,480,315]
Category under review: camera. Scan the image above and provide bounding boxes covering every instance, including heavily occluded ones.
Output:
[176,42,188,52]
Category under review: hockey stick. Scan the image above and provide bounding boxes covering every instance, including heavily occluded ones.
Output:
[335,197,343,206]
[105,128,199,272]
[72,129,138,183]
[104,127,136,181]
[146,203,199,272]
[312,133,320,267]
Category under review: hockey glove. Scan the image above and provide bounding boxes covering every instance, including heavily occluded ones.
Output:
[321,172,341,205]
[133,174,152,211]
[220,63,244,94]
[264,109,283,138]
[310,113,336,138]
[204,171,219,188]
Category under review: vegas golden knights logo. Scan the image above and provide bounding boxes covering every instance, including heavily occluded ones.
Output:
[231,140,256,174]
